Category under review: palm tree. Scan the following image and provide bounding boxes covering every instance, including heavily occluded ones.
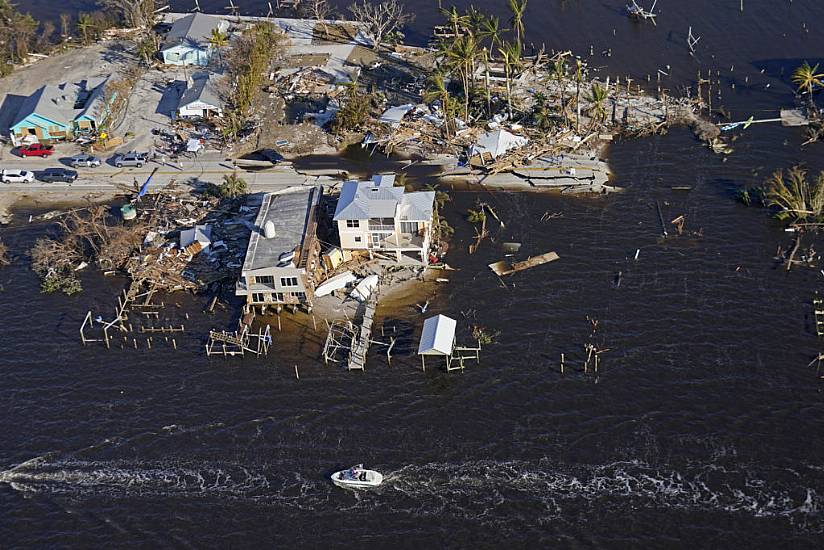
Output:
[532,92,553,130]
[208,28,229,66]
[498,40,522,120]
[791,61,824,102]
[552,58,569,126]
[574,58,583,132]
[464,6,486,39]
[587,82,609,124]
[446,35,479,120]
[77,13,94,46]
[507,0,528,51]
[440,6,466,37]
[765,166,824,222]
[478,15,505,57]
[423,71,455,137]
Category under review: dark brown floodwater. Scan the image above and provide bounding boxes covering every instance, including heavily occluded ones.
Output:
[2,1,824,548]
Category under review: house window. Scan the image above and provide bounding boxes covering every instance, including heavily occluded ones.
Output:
[274,293,284,302]
[295,292,307,302]
[354,236,362,243]
[346,220,360,228]
[401,222,418,234]
[280,277,299,288]
[256,275,274,286]
[252,292,265,303]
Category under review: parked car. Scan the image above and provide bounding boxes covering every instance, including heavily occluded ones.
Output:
[17,143,54,158]
[69,153,101,168]
[1,169,35,183]
[38,168,78,183]
[111,151,148,168]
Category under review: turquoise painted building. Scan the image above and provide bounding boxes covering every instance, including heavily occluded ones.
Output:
[9,78,109,143]
[160,13,227,67]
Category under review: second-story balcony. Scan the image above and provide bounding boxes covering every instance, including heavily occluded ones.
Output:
[368,218,395,231]
[378,233,424,250]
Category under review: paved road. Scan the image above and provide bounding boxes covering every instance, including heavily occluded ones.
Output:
[0,150,340,194]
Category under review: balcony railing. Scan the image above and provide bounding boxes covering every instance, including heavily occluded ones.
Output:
[368,223,395,231]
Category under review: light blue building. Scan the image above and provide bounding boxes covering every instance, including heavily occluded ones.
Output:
[9,78,109,143]
[160,13,228,66]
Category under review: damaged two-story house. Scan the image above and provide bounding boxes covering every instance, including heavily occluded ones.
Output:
[333,175,435,264]
[236,186,322,309]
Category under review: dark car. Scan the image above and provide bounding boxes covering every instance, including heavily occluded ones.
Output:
[38,168,78,183]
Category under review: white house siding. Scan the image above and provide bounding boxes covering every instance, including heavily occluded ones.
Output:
[178,101,222,118]
[244,265,309,305]
[337,220,369,251]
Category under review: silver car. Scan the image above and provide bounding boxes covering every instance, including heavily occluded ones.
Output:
[69,153,101,168]
[112,151,148,168]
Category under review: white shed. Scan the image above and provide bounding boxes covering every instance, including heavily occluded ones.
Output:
[180,224,212,251]
[417,314,457,370]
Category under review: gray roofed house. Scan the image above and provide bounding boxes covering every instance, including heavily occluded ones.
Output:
[178,73,224,118]
[333,174,436,264]
[9,77,110,142]
[161,13,228,66]
[236,187,322,308]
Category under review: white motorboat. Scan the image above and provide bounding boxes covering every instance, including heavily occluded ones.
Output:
[331,464,383,489]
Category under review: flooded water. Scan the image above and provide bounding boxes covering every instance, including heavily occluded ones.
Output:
[4,0,824,547]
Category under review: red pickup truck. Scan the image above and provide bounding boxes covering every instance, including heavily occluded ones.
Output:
[17,143,55,158]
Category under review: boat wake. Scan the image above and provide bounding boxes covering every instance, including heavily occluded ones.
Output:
[384,459,823,530]
[1,456,821,530]
[0,455,323,506]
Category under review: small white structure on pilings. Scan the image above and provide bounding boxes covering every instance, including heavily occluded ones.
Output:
[418,314,483,371]
[418,314,455,371]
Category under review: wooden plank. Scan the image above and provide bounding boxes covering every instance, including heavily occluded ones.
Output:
[489,251,559,276]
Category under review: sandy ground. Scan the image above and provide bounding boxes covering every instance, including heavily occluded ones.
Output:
[0,189,123,224]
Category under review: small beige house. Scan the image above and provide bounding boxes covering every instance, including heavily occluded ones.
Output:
[333,175,435,264]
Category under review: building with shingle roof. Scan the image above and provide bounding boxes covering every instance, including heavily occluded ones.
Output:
[177,73,224,118]
[160,12,228,66]
[9,77,110,143]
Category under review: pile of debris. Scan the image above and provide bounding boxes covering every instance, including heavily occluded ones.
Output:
[122,191,257,293]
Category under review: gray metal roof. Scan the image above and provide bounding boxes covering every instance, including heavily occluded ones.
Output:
[161,12,223,51]
[242,187,320,273]
[179,73,223,109]
[398,191,435,221]
[418,314,457,356]
[333,176,406,220]
[11,78,109,128]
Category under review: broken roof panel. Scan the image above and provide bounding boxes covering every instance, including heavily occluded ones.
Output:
[418,314,457,356]
[379,104,415,127]
[472,129,529,159]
